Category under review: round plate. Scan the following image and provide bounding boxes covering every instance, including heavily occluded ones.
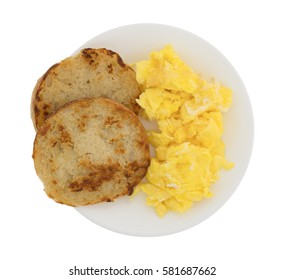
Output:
[75,23,254,237]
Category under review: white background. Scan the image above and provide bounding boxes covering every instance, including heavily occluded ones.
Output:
[1,0,284,279]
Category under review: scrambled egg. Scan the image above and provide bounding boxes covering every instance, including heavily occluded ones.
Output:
[134,45,233,217]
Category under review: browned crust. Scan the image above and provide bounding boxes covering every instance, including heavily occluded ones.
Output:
[69,163,121,192]
[31,63,59,130]
[82,48,127,68]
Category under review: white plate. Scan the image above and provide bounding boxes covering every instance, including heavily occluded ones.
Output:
[75,23,254,237]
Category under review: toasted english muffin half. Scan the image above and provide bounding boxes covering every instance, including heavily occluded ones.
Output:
[31,48,141,130]
[32,97,150,206]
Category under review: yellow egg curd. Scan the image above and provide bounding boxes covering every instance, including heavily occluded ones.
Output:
[133,45,233,217]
